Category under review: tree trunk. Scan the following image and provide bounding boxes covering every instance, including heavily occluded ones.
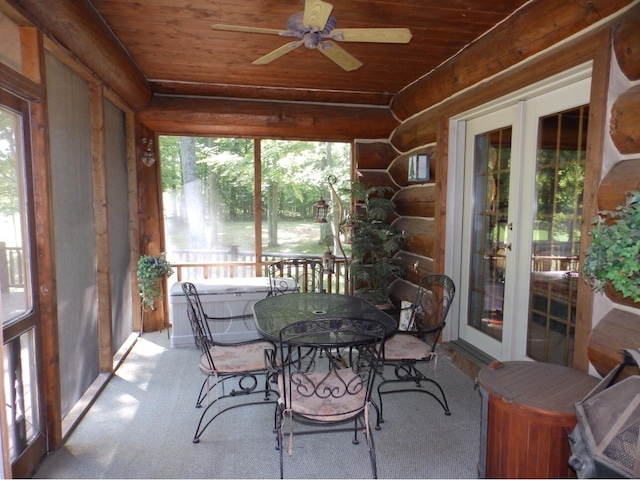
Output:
[180,137,207,249]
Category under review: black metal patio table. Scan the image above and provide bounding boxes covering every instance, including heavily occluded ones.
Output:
[252,292,398,342]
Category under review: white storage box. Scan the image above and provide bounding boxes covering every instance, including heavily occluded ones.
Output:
[170,278,275,348]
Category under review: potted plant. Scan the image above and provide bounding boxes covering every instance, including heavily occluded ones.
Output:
[348,182,405,307]
[582,191,640,303]
[137,254,174,310]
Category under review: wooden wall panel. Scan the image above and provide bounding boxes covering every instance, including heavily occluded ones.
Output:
[138,97,398,141]
[610,84,640,154]
[395,217,434,258]
[357,170,397,194]
[353,141,397,170]
[598,158,640,210]
[588,309,640,377]
[135,124,166,332]
[394,254,433,286]
[389,145,436,187]
[613,4,640,81]
[394,185,435,218]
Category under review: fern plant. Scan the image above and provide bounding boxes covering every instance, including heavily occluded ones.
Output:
[582,191,640,303]
[348,182,405,305]
[137,254,174,310]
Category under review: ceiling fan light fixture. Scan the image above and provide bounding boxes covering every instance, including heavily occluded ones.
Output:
[211,0,411,71]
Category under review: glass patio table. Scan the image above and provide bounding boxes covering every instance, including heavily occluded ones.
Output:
[252,292,398,342]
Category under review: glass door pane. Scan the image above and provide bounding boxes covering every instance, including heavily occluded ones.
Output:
[1,91,45,475]
[1,106,33,323]
[459,104,519,359]
[527,105,588,366]
[468,127,512,343]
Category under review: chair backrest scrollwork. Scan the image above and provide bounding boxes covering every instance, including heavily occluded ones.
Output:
[409,274,456,348]
[267,258,325,296]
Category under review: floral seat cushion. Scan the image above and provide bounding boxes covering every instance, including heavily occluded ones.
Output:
[200,341,272,374]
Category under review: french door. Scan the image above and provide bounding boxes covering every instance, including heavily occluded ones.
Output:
[456,75,590,364]
[0,90,46,475]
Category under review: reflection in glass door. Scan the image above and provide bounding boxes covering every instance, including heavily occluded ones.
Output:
[468,127,512,342]
[527,106,588,366]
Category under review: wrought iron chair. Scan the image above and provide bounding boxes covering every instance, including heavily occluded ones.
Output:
[376,274,456,428]
[181,282,277,443]
[267,258,325,295]
[275,317,385,479]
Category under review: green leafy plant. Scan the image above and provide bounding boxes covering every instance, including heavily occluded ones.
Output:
[137,254,174,310]
[348,182,405,305]
[582,191,640,303]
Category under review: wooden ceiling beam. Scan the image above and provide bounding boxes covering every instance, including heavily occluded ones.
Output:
[138,96,398,141]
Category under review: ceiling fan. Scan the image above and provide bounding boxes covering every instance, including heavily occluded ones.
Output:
[211,0,412,72]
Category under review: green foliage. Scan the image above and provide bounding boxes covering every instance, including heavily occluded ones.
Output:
[0,111,20,216]
[582,191,640,302]
[137,254,174,310]
[349,182,405,304]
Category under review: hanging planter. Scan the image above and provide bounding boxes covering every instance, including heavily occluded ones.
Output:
[136,254,174,310]
[582,191,640,304]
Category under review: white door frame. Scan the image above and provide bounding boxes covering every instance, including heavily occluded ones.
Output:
[444,62,593,360]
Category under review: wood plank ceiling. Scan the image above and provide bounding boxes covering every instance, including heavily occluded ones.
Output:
[88,0,530,107]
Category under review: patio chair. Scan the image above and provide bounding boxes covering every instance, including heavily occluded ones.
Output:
[267,258,325,295]
[376,274,456,428]
[181,282,278,443]
[276,317,385,479]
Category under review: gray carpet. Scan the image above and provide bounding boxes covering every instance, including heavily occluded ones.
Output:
[34,331,481,479]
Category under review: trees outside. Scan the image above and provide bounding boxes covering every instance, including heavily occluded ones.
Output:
[159,136,351,258]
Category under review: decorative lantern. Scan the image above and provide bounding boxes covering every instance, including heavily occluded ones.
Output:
[322,247,336,274]
[313,196,329,223]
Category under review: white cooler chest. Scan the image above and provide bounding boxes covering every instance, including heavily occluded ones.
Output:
[169,278,274,348]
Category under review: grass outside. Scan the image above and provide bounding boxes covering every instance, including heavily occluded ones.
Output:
[164,217,342,256]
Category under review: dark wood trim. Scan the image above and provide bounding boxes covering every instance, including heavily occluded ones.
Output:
[135,125,165,331]
[0,61,43,101]
[138,96,398,142]
[573,40,613,372]
[126,114,142,334]
[27,48,63,454]
[150,80,393,107]
[434,115,448,275]
[90,82,114,372]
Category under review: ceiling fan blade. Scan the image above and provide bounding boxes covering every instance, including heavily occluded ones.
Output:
[212,24,284,36]
[303,0,333,31]
[317,41,363,72]
[253,41,303,65]
[329,28,412,43]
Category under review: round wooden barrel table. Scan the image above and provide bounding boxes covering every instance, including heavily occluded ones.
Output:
[477,361,600,478]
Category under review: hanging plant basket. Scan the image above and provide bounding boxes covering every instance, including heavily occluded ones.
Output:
[136,254,174,310]
[582,191,640,304]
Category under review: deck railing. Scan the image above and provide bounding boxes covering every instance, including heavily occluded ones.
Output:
[167,250,350,295]
[0,246,350,295]
[0,243,24,293]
